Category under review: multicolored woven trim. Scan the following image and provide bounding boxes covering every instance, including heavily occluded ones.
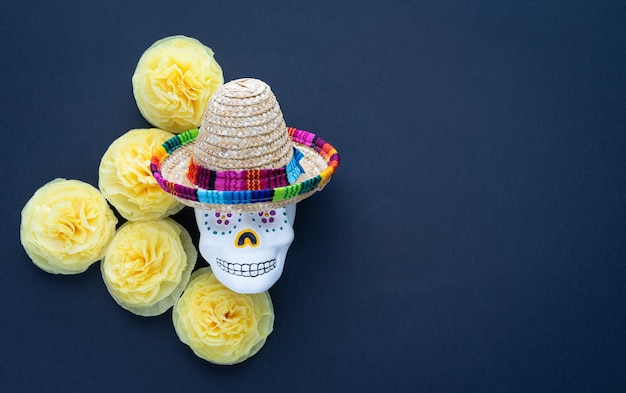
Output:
[151,127,340,205]
[186,147,304,191]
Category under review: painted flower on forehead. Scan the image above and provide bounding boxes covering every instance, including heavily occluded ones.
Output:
[173,267,274,365]
[101,218,197,316]
[99,128,183,221]
[132,35,223,133]
[20,179,117,274]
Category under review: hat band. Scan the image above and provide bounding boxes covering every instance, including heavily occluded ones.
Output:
[151,127,339,206]
[186,147,305,191]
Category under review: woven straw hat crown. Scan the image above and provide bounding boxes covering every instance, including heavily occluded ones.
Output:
[191,78,293,172]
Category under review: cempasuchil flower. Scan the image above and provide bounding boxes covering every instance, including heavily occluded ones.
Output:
[173,267,274,365]
[99,128,183,221]
[132,35,223,133]
[101,218,197,316]
[20,179,117,274]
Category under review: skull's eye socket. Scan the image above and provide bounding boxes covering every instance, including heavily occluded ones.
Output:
[235,229,259,248]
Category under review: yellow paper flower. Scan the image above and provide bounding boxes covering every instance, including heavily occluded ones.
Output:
[99,128,183,221]
[20,179,117,274]
[132,35,223,133]
[173,267,274,365]
[101,218,197,317]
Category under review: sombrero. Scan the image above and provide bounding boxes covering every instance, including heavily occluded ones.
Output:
[151,78,340,212]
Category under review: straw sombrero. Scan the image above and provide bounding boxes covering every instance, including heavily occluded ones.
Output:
[150,78,339,212]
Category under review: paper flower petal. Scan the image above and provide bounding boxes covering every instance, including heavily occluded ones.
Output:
[101,218,197,316]
[173,267,274,365]
[20,179,118,274]
[132,35,223,133]
[99,128,183,221]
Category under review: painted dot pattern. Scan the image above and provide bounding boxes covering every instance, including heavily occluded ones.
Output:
[203,212,240,235]
[201,208,290,236]
[250,209,288,233]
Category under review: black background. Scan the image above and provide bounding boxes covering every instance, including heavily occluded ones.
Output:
[2,1,625,391]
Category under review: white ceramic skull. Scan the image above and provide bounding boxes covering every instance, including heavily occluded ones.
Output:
[194,204,296,294]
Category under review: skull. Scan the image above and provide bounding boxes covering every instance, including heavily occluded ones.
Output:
[194,204,296,294]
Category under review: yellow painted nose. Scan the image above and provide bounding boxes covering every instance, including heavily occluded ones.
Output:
[235,229,260,248]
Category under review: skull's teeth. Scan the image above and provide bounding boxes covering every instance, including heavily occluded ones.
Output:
[215,258,276,277]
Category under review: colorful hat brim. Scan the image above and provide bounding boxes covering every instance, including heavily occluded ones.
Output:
[151,127,339,212]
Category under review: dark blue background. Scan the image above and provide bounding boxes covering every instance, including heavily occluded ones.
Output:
[1,0,625,391]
